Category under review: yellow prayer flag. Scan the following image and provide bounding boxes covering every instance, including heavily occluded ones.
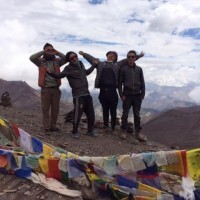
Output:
[187,148,200,181]
[66,152,79,159]
[0,118,7,127]
[138,182,161,195]
[134,196,156,200]
[43,143,54,158]
[38,157,49,175]
[87,173,99,181]
[161,150,186,177]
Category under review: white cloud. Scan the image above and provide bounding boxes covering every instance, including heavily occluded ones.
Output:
[0,0,199,90]
[189,86,200,103]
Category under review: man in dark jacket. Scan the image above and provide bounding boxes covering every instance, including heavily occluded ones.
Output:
[119,50,147,141]
[79,50,144,132]
[47,51,96,139]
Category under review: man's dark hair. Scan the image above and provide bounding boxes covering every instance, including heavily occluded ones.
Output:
[127,50,136,57]
[65,51,77,62]
[106,51,118,62]
[43,43,53,50]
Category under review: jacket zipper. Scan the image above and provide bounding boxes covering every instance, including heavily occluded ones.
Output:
[132,68,134,92]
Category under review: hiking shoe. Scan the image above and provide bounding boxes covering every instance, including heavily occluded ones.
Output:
[135,133,147,142]
[119,132,126,139]
[72,133,80,139]
[131,138,140,145]
[127,126,134,134]
[111,129,118,135]
[43,129,51,135]
[50,127,60,132]
[86,130,98,138]
[104,127,111,134]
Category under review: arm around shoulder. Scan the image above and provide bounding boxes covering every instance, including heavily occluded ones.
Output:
[47,67,67,79]
[56,51,68,66]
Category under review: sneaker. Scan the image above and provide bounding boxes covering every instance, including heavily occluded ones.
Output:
[72,133,80,139]
[44,129,51,135]
[135,133,147,142]
[104,127,111,134]
[127,126,134,134]
[50,127,60,132]
[111,129,118,135]
[86,130,98,138]
[131,138,140,145]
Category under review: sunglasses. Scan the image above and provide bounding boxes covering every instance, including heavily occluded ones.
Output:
[127,55,136,59]
[69,55,77,61]
[46,49,55,52]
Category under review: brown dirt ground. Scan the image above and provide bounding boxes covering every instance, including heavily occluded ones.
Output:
[0,106,170,200]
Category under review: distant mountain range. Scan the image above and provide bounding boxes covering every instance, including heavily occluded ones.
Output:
[61,82,199,117]
[1,78,199,115]
[0,78,40,111]
[0,78,71,113]
[142,82,199,111]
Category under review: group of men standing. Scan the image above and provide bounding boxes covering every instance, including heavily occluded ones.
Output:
[29,43,147,142]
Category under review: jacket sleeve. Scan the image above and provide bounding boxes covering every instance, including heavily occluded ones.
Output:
[117,58,128,69]
[118,68,124,97]
[29,51,44,67]
[47,67,68,79]
[86,64,96,75]
[140,68,145,99]
[57,51,68,66]
[135,53,144,61]
[83,53,96,65]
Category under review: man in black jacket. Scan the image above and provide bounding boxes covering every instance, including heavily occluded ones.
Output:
[119,50,147,141]
[79,50,144,132]
[47,51,96,139]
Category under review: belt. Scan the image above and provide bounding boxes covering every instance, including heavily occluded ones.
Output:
[43,86,58,89]
[100,88,116,91]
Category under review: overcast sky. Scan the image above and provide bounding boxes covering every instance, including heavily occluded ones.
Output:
[0,0,200,101]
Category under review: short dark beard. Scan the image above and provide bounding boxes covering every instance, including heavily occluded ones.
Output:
[44,54,55,61]
[70,60,79,66]
[128,62,136,67]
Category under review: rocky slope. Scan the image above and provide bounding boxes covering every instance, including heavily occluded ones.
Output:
[142,106,200,149]
[0,105,171,200]
[0,106,169,156]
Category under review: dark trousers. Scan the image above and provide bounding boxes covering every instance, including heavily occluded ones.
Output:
[41,87,61,130]
[99,88,118,129]
[121,94,142,132]
[73,95,95,134]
